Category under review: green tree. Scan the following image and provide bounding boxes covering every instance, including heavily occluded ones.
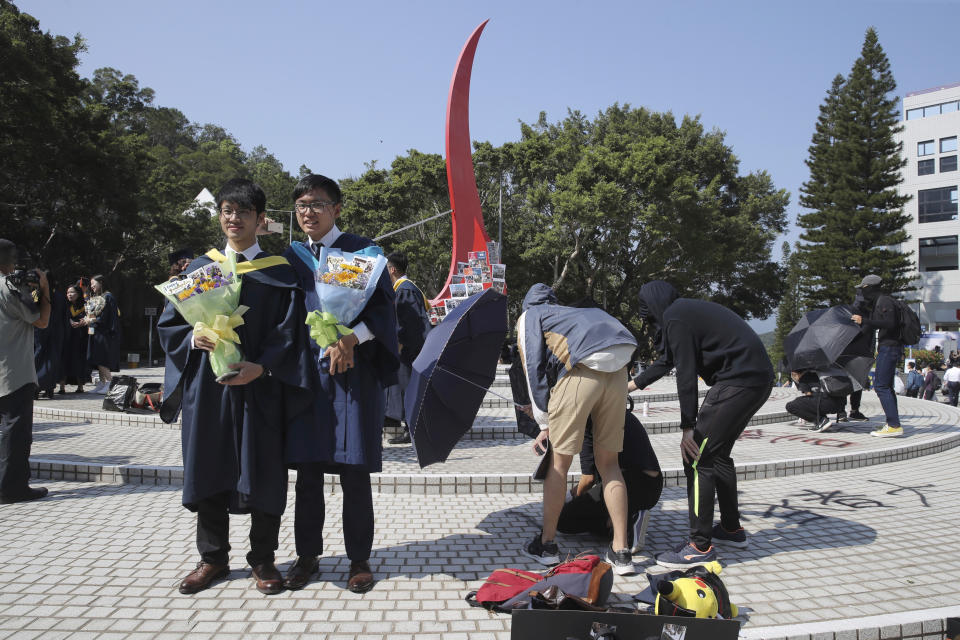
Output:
[797,28,913,307]
[769,242,805,380]
[492,105,789,331]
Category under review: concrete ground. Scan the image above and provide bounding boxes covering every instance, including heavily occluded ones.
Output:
[2,366,959,640]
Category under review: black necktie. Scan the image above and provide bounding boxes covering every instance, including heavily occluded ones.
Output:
[313,243,323,259]
[235,253,248,263]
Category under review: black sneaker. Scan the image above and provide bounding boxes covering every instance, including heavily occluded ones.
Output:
[387,432,411,445]
[604,545,635,575]
[711,524,748,549]
[848,411,869,422]
[521,533,559,566]
[626,510,650,554]
[835,414,849,423]
[815,416,835,433]
[0,487,48,504]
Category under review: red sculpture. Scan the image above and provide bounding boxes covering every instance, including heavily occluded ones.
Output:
[430,19,492,306]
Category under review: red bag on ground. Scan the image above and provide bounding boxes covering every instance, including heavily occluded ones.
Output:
[465,555,613,612]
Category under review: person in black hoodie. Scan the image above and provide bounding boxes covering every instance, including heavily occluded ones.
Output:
[849,275,904,438]
[628,281,773,568]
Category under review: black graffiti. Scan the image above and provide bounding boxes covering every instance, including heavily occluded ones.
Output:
[791,488,889,510]
[866,479,934,508]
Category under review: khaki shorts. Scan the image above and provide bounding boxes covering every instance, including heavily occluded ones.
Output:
[547,364,627,456]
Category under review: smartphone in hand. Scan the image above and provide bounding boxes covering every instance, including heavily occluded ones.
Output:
[215,370,241,383]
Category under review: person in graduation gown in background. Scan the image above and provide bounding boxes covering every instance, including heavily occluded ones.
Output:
[33,272,68,400]
[157,179,316,596]
[281,174,400,594]
[81,274,121,394]
[383,251,432,445]
[62,284,90,393]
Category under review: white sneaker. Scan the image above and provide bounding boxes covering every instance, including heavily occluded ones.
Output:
[95,381,111,395]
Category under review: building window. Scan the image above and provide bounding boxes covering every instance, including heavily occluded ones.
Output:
[919,159,935,175]
[918,140,935,156]
[907,108,923,120]
[918,186,959,223]
[943,101,959,114]
[924,104,942,117]
[919,235,959,272]
[941,137,958,153]
[942,156,958,173]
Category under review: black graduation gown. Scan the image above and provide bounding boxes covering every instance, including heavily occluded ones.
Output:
[157,252,317,516]
[87,291,121,371]
[34,290,68,391]
[63,302,90,385]
[385,279,432,421]
[284,234,400,472]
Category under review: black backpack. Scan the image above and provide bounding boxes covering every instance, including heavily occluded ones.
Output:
[893,299,922,346]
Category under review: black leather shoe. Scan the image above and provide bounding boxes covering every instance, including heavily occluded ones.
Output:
[178,562,229,594]
[388,432,411,445]
[0,487,48,504]
[283,556,318,590]
[251,562,284,595]
[347,560,375,593]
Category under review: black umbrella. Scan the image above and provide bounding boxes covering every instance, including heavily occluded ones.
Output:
[783,304,872,370]
[404,288,508,467]
[783,304,874,389]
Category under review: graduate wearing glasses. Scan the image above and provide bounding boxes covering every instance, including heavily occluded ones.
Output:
[282,174,399,594]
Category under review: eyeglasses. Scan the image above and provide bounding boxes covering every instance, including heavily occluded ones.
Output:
[219,207,256,218]
[294,201,337,214]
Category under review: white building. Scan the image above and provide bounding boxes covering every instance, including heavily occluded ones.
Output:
[899,81,960,331]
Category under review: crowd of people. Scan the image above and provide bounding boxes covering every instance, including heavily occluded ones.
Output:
[3,173,958,597]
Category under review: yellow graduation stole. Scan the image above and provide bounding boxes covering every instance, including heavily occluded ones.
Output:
[204,249,289,273]
[394,276,430,311]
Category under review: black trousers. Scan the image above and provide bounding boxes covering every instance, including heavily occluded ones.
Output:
[786,394,845,423]
[293,463,374,562]
[685,383,771,550]
[0,383,36,498]
[557,469,664,536]
[947,381,960,407]
[837,390,862,416]
[195,492,281,567]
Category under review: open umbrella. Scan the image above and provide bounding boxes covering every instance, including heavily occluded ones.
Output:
[405,288,508,467]
[783,304,874,389]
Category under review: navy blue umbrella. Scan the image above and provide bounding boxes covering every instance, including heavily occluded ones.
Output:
[405,288,508,468]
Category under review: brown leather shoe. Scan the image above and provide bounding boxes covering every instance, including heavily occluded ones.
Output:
[347,560,375,593]
[251,562,284,595]
[283,556,318,590]
[178,562,229,594]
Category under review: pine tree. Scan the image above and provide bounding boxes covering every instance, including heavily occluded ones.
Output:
[797,28,913,307]
[770,242,805,381]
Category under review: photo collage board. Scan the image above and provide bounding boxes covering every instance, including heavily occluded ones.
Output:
[430,240,505,323]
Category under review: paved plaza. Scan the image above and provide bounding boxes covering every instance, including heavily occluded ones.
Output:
[2,366,959,639]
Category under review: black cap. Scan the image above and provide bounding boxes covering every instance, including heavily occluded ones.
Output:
[168,248,194,265]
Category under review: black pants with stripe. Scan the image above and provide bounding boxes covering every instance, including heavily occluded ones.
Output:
[684,383,771,550]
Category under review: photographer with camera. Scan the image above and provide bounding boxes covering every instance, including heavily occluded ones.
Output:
[0,239,51,504]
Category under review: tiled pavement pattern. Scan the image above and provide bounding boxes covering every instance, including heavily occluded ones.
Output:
[3,366,959,639]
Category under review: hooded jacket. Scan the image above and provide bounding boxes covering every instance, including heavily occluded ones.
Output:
[632,281,773,430]
[857,284,900,348]
[517,284,636,426]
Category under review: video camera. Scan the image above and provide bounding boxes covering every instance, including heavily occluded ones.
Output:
[3,268,41,312]
[7,268,41,291]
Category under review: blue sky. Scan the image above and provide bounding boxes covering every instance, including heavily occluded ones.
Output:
[17,0,960,329]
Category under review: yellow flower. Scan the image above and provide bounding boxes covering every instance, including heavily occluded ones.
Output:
[335,271,358,283]
[340,263,363,274]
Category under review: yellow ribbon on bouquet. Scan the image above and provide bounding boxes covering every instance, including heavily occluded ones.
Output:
[194,305,250,355]
[305,310,353,349]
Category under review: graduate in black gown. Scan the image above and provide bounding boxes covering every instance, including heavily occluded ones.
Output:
[281,174,400,594]
[62,285,90,393]
[157,179,317,596]
[33,272,68,400]
[383,252,432,444]
[82,275,121,394]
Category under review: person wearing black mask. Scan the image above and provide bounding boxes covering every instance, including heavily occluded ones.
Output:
[850,275,904,438]
[628,281,773,568]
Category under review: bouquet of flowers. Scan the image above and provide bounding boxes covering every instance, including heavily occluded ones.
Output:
[155,257,247,377]
[304,246,387,349]
[85,295,106,321]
